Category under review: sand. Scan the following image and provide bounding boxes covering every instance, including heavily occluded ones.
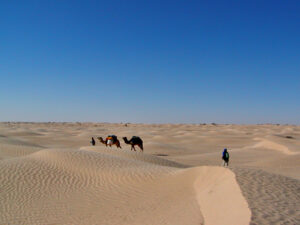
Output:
[0,122,299,224]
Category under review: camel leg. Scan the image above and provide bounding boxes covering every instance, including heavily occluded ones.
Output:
[117,141,121,149]
[138,144,143,152]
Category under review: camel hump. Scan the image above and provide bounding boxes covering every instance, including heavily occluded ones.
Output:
[108,135,118,142]
[132,136,142,142]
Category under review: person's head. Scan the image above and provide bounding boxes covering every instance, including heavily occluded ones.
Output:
[224,148,227,152]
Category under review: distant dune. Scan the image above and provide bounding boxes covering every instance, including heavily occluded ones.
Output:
[0,123,299,224]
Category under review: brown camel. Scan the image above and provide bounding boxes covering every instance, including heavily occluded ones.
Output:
[97,136,122,148]
[123,136,143,151]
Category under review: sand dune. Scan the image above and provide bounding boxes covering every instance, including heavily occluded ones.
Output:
[252,138,298,155]
[0,122,300,224]
[194,166,250,225]
[0,147,250,225]
[233,168,300,225]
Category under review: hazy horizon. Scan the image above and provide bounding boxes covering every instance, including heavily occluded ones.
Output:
[1,121,299,126]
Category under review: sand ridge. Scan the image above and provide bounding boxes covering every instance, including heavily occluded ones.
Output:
[252,138,298,155]
[194,166,250,225]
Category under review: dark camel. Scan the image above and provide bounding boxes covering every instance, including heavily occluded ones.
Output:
[123,136,143,151]
[97,136,122,148]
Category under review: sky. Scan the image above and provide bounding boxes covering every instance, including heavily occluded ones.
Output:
[1,0,299,124]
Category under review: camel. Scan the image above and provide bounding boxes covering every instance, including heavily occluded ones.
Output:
[97,136,122,148]
[123,136,143,151]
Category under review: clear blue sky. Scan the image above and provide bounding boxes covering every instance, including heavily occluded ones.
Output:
[1,0,299,124]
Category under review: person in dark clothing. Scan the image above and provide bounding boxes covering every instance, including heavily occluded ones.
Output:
[222,148,229,167]
[91,137,96,146]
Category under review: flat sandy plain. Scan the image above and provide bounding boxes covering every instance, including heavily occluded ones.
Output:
[0,122,299,225]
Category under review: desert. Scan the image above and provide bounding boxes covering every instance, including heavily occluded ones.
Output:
[0,122,299,225]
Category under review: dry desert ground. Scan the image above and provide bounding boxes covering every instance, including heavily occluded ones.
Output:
[0,122,299,225]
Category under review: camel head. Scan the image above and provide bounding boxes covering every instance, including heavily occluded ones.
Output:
[97,137,106,144]
[123,137,130,144]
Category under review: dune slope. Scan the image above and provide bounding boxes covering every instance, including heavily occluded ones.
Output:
[233,168,300,225]
[0,147,250,225]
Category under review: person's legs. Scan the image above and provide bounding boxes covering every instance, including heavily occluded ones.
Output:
[225,159,229,167]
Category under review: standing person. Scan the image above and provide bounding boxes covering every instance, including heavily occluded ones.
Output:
[91,137,96,146]
[222,148,229,167]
